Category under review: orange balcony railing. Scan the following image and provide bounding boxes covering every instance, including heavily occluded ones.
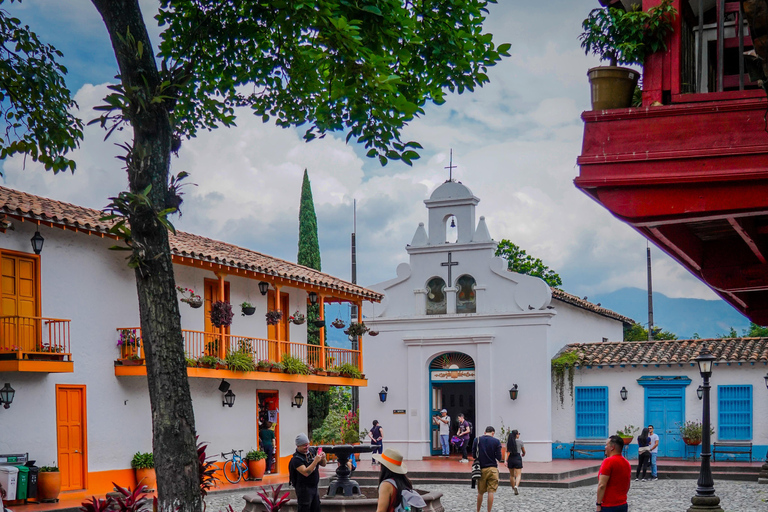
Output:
[0,316,72,360]
[117,328,362,374]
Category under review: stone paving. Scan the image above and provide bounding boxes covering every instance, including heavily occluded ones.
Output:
[205,479,767,512]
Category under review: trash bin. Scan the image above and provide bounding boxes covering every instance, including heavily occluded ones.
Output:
[25,465,38,500]
[0,466,18,501]
[13,465,28,500]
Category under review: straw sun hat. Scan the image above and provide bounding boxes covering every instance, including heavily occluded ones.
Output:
[373,448,408,474]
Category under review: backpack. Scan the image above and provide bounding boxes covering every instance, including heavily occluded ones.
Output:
[385,479,426,512]
[466,421,473,435]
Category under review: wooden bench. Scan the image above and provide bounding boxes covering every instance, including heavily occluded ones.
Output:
[713,441,752,462]
[570,439,605,459]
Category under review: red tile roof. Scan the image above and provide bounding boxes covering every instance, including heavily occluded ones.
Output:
[551,288,634,325]
[0,186,382,301]
[555,338,768,366]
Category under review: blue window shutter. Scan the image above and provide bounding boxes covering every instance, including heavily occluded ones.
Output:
[717,385,752,440]
[575,387,608,438]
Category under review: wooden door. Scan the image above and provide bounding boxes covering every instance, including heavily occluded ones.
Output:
[1,252,39,350]
[56,385,87,491]
[204,280,230,356]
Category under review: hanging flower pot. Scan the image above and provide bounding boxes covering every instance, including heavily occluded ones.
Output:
[289,311,306,325]
[312,319,326,328]
[345,322,369,337]
[265,310,283,325]
[331,318,346,329]
[240,301,256,316]
[177,286,203,308]
[368,330,379,337]
[210,301,234,327]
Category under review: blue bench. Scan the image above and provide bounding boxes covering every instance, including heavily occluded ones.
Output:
[713,441,752,462]
[570,439,605,459]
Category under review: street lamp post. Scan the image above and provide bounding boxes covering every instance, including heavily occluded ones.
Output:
[687,347,723,512]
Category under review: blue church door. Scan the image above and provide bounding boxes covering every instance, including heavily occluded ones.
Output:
[639,376,691,459]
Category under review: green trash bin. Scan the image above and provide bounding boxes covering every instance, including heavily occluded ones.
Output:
[14,464,29,500]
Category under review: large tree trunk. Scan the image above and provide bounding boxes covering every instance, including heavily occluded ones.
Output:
[742,0,768,77]
[90,2,201,511]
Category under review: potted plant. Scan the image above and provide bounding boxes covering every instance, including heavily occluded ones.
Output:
[289,310,306,325]
[185,357,198,368]
[334,363,363,379]
[331,318,346,329]
[368,330,379,336]
[241,301,256,316]
[211,301,234,328]
[344,322,369,337]
[269,361,284,373]
[265,310,283,325]
[281,354,310,375]
[116,328,141,359]
[580,0,676,109]
[131,451,156,491]
[176,286,203,308]
[197,355,224,369]
[120,354,145,366]
[616,424,639,444]
[678,420,715,445]
[37,465,61,502]
[256,359,272,372]
[245,449,267,480]
[225,351,256,372]
[312,319,326,328]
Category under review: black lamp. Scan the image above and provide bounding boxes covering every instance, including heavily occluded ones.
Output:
[697,385,703,400]
[292,392,304,408]
[222,390,235,407]
[689,346,720,510]
[0,383,14,409]
[379,386,388,402]
[258,281,270,295]
[764,372,768,390]
[31,229,44,255]
[308,292,318,305]
[509,384,519,400]
[620,386,628,401]
[218,379,230,393]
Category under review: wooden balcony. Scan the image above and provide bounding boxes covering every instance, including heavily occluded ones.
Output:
[114,328,366,387]
[0,316,74,372]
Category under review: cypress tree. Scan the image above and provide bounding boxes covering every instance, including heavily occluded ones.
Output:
[297,169,330,433]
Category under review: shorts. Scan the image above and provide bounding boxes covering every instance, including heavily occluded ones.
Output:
[507,455,523,469]
[477,467,499,494]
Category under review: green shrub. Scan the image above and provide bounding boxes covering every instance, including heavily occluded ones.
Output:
[39,465,59,472]
[197,355,223,368]
[131,451,154,469]
[225,351,256,372]
[245,449,267,461]
[333,363,362,379]
[281,354,309,375]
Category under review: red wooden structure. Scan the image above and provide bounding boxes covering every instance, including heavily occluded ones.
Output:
[576,0,768,324]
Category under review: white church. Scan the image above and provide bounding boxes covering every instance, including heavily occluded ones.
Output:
[359,180,632,462]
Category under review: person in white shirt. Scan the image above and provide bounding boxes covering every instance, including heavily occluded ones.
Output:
[433,409,451,456]
[648,424,660,480]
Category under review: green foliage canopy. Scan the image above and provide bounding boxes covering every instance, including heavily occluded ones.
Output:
[624,322,677,341]
[0,0,83,173]
[495,240,562,288]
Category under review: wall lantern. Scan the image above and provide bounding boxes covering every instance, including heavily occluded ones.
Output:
[308,292,318,305]
[292,392,304,408]
[696,347,715,378]
[379,386,388,402]
[258,281,270,295]
[697,385,703,400]
[620,387,628,401]
[222,389,236,408]
[31,229,44,255]
[509,384,519,401]
[218,379,231,393]
[0,383,15,409]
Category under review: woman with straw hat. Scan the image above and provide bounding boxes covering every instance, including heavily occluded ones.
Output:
[373,448,426,512]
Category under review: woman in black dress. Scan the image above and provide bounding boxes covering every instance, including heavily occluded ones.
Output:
[636,427,652,481]
[506,429,526,495]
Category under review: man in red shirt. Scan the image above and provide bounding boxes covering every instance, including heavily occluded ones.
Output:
[596,435,631,512]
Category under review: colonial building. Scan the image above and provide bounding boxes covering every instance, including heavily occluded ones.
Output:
[359,180,631,462]
[0,186,379,498]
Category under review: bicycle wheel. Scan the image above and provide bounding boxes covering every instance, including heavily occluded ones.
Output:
[239,460,249,481]
[223,460,242,484]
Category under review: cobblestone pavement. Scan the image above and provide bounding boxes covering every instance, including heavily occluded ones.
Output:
[205,479,767,512]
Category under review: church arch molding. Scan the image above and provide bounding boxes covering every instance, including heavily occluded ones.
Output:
[455,274,477,314]
[443,213,458,243]
[425,276,447,315]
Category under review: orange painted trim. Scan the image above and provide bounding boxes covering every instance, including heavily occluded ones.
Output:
[0,360,73,372]
[307,384,331,392]
[83,468,136,495]
[114,365,368,386]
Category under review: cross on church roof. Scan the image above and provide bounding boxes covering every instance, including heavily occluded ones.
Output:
[441,251,459,283]
[444,149,457,181]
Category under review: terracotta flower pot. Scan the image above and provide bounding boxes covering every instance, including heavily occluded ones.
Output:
[248,459,267,480]
[683,438,701,446]
[587,66,639,110]
[621,436,633,445]
[37,471,61,502]
[136,468,157,490]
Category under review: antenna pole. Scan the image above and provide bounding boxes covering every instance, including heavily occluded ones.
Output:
[647,242,654,341]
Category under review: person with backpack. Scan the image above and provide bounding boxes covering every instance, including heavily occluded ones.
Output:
[374,448,426,512]
[472,426,503,512]
[288,433,326,512]
[456,413,472,462]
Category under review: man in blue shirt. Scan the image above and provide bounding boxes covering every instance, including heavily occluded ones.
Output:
[472,426,503,512]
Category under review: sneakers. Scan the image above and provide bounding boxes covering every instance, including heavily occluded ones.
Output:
[459,458,469,463]
[652,477,658,481]
[513,486,519,495]
[635,478,639,481]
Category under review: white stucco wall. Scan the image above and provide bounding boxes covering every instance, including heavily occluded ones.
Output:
[0,223,309,477]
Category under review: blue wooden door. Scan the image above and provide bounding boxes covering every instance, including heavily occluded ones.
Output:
[647,395,684,457]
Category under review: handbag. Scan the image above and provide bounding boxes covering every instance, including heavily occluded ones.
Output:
[471,438,482,485]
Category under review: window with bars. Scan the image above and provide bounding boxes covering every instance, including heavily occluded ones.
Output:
[575,387,608,439]
[717,385,752,440]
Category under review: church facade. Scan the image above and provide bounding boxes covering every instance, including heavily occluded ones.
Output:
[360,180,630,462]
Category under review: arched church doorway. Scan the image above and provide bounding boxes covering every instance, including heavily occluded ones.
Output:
[429,352,475,456]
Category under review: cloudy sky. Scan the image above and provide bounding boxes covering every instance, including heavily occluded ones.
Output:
[2,0,722,304]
